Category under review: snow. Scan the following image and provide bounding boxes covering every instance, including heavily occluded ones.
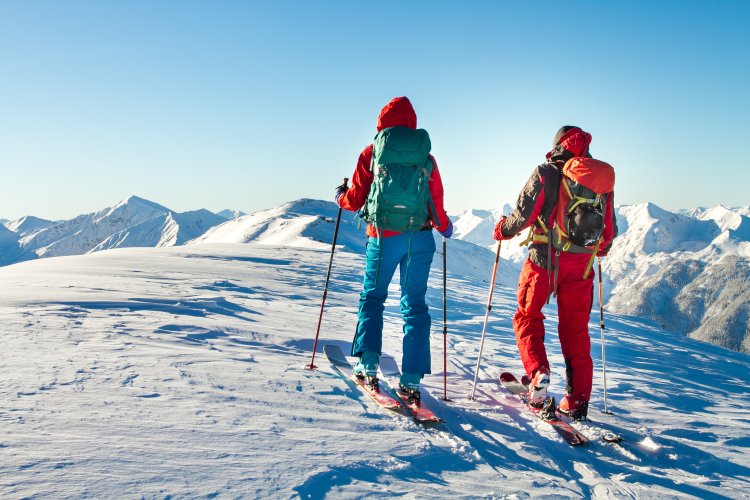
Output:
[1,241,748,497]
[450,206,527,265]
[216,209,247,220]
[3,216,55,238]
[0,225,33,267]
[7,196,230,262]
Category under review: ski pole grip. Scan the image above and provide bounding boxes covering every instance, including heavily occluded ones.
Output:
[343,177,349,188]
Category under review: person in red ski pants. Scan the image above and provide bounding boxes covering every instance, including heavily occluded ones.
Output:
[493,126,617,420]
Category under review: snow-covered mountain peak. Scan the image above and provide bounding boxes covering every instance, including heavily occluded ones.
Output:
[217,209,246,220]
[94,195,170,223]
[614,203,720,255]
[698,205,745,231]
[5,197,226,261]
[4,215,55,237]
[190,198,364,252]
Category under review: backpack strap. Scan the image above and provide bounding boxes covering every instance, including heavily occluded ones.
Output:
[519,217,550,247]
[582,240,601,280]
[563,177,602,214]
[425,157,438,228]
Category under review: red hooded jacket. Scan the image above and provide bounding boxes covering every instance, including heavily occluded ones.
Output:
[337,97,450,238]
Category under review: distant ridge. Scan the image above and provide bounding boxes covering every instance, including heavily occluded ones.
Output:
[2,196,229,265]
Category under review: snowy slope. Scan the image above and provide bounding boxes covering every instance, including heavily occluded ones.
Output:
[191,198,367,252]
[1,243,747,498]
[91,209,226,251]
[0,225,34,266]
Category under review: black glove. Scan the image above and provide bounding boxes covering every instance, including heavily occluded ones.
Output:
[334,182,348,204]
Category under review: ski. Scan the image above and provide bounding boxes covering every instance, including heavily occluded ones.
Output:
[324,345,403,411]
[518,375,625,445]
[499,372,588,446]
[379,356,443,424]
[555,410,625,445]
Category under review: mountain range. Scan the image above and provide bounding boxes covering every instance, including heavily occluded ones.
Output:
[1,196,241,264]
[3,196,749,354]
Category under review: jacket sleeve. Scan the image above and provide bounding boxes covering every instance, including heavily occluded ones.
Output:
[427,155,450,232]
[338,145,374,212]
[598,191,618,256]
[501,166,547,238]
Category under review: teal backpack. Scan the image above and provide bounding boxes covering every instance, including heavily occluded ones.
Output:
[363,126,436,233]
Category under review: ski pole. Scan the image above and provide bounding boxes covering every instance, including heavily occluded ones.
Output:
[470,240,502,400]
[442,236,450,401]
[306,177,348,370]
[598,257,612,414]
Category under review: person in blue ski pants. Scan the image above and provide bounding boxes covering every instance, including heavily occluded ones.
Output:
[335,96,452,394]
[353,230,436,378]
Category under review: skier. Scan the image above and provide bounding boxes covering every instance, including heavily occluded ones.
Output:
[335,96,452,401]
[493,126,617,420]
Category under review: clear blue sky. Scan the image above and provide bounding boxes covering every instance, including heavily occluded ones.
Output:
[1,0,748,220]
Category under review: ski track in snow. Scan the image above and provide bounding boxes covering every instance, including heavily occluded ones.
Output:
[1,244,748,498]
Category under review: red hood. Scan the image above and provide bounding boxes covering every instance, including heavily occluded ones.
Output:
[376,96,417,131]
[546,126,592,161]
[557,127,592,157]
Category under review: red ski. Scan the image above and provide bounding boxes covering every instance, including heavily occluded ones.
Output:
[324,345,403,411]
[379,356,443,424]
[499,372,588,446]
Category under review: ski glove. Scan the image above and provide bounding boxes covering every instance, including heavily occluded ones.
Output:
[493,217,510,241]
[597,242,612,257]
[439,220,453,239]
[334,182,348,205]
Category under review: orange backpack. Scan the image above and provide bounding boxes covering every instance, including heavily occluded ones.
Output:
[548,157,615,279]
[521,157,615,282]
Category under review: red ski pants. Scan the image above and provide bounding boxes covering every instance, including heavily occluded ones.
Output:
[512,253,595,402]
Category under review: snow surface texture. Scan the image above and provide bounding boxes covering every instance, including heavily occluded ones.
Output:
[1,243,748,497]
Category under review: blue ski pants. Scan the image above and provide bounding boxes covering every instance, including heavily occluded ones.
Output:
[351,230,436,375]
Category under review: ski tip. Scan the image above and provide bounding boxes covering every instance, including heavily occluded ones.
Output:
[499,372,517,383]
[603,433,623,444]
[417,417,444,424]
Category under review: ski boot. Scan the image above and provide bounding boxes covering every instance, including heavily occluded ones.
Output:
[558,396,589,421]
[355,373,380,392]
[353,351,380,392]
[528,367,550,408]
[398,386,421,406]
[398,372,423,405]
